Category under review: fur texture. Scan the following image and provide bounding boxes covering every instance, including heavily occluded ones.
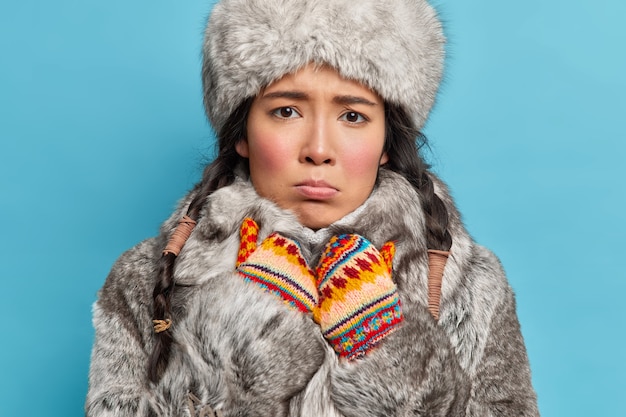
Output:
[202,0,445,133]
[86,170,538,416]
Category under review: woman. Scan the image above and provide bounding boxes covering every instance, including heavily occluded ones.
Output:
[86,0,539,415]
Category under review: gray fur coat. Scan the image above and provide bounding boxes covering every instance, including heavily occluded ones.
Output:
[86,169,538,416]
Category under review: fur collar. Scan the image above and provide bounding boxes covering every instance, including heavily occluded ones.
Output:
[169,169,473,306]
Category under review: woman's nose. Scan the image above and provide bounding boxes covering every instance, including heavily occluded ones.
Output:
[300,120,336,165]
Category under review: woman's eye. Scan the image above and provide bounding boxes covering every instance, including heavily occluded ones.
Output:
[341,111,366,123]
[272,107,300,119]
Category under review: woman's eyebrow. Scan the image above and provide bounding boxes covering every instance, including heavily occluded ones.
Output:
[333,95,378,106]
[261,91,309,100]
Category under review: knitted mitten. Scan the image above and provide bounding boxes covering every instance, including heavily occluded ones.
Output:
[315,234,404,359]
[236,218,318,314]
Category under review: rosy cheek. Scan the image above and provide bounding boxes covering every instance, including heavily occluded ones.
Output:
[339,138,385,176]
[248,132,294,174]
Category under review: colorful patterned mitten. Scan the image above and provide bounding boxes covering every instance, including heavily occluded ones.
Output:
[315,234,403,359]
[236,218,319,314]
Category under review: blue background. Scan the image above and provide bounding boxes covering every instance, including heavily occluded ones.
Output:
[1,0,624,415]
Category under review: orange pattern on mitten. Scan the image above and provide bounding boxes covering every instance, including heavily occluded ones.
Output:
[235,218,319,314]
[315,234,403,359]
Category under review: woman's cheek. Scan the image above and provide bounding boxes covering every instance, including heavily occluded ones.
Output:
[341,139,385,177]
[250,134,295,174]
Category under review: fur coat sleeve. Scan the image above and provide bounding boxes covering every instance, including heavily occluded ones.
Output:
[86,171,538,416]
[460,247,539,416]
[86,239,160,416]
[286,171,538,417]
[86,241,327,417]
[326,245,538,417]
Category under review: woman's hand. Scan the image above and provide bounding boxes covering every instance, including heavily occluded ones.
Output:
[236,217,319,314]
[315,234,403,359]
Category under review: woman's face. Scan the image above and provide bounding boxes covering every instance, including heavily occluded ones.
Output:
[236,64,387,230]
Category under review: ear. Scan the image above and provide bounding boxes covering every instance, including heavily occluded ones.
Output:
[235,139,249,158]
[379,151,389,165]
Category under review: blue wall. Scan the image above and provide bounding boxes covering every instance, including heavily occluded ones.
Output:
[1,1,624,415]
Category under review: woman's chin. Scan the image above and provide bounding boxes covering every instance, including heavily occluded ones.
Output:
[293,204,352,231]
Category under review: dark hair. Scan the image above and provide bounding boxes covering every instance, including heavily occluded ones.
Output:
[383,104,452,252]
[148,99,451,382]
[147,97,253,382]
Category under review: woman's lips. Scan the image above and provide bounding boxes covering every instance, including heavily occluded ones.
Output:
[295,180,338,199]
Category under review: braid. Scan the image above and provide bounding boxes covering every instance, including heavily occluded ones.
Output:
[384,103,452,252]
[148,253,176,382]
[148,98,253,383]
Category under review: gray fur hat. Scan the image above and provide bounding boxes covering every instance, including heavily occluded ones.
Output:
[202,0,445,133]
